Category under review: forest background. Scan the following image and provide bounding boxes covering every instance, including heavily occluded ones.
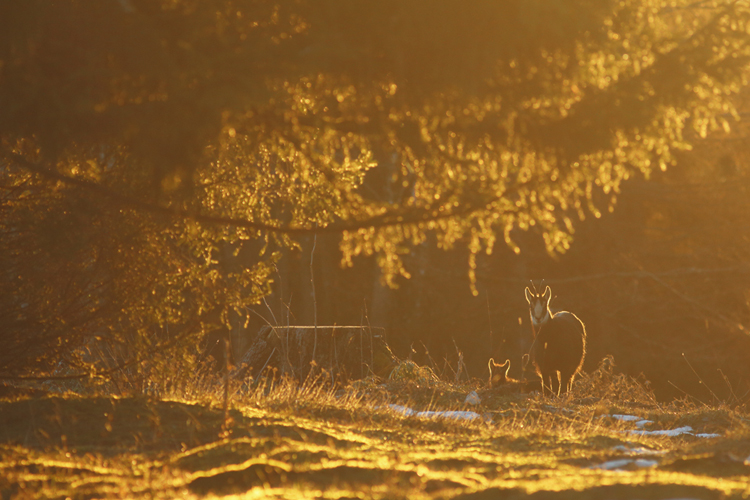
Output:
[2,0,750,404]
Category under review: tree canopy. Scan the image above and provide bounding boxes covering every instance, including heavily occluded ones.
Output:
[2,0,750,377]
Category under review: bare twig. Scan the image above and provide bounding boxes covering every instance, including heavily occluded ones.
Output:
[644,269,749,335]
[0,315,205,381]
[222,331,232,436]
[257,347,277,378]
[486,290,493,355]
[682,353,720,404]
[245,307,293,376]
[262,297,278,326]
[717,368,739,405]
[363,300,375,377]
[452,338,467,383]
[310,233,318,365]
[668,379,708,407]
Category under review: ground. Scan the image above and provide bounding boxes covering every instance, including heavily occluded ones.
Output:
[1,361,749,499]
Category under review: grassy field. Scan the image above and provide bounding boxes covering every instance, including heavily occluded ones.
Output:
[2,360,750,499]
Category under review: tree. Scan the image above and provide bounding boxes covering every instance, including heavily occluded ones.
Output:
[1,0,749,378]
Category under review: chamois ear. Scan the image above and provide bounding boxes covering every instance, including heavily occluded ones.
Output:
[525,287,534,303]
[542,286,551,302]
[501,359,510,375]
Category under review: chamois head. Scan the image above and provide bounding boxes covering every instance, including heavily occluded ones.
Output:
[487,358,511,388]
[525,282,552,327]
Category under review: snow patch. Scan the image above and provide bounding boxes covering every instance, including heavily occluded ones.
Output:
[610,414,653,428]
[464,391,481,405]
[628,425,695,437]
[609,414,721,438]
[611,445,663,456]
[611,414,641,422]
[388,404,484,422]
[591,458,658,470]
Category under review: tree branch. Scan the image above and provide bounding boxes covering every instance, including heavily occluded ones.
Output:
[6,153,518,235]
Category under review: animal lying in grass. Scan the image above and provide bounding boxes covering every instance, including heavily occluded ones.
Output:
[525,284,586,396]
[486,358,533,393]
[487,358,514,389]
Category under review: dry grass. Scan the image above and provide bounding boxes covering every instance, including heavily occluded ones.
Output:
[2,357,750,499]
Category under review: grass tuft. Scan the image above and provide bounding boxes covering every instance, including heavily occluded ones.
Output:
[3,355,750,499]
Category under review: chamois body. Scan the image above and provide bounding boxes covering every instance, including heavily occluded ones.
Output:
[525,286,586,396]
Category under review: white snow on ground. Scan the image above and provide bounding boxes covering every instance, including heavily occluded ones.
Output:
[632,425,722,438]
[610,414,722,438]
[611,414,642,422]
[388,404,484,422]
[590,458,659,470]
[611,414,653,428]
[590,443,663,470]
[464,391,481,405]
[628,425,695,437]
[611,444,664,455]
[589,414,723,471]
[381,406,722,437]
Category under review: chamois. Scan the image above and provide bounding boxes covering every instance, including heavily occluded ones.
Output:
[487,358,513,388]
[525,284,586,396]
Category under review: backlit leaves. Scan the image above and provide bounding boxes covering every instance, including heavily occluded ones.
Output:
[2,0,750,376]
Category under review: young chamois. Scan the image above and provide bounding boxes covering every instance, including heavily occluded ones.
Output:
[525,284,586,396]
[487,358,513,389]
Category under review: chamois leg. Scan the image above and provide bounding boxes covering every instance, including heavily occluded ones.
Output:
[564,372,576,393]
[539,373,552,397]
[540,372,560,397]
[544,371,561,397]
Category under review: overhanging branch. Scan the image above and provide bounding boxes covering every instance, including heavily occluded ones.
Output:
[7,153,517,235]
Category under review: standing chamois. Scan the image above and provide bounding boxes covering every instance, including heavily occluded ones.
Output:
[525,284,586,396]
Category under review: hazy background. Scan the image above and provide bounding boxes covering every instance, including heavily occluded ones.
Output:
[3,1,750,404]
[246,117,750,402]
